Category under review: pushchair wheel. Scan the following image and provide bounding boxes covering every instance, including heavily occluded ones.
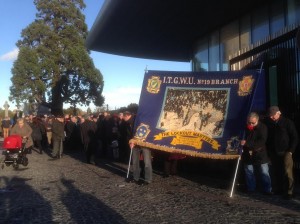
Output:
[22,157,29,166]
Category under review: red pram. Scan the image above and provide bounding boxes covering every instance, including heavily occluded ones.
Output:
[2,135,29,169]
[3,135,22,150]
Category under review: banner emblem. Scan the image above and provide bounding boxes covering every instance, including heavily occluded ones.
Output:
[147,76,162,94]
[238,75,255,96]
[135,123,151,140]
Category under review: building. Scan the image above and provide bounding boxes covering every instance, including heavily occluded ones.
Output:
[86,0,300,168]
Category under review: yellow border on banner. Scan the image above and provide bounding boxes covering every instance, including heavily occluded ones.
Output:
[129,139,239,160]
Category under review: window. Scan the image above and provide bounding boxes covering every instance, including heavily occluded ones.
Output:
[252,6,269,44]
[240,14,251,49]
[220,21,239,71]
[209,31,220,71]
[193,38,208,71]
[287,0,300,25]
[270,1,285,35]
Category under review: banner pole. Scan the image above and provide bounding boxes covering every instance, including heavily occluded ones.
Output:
[230,155,241,197]
[126,144,134,179]
[259,62,264,74]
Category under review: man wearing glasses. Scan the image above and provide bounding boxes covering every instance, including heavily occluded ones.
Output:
[265,106,298,200]
[241,112,273,195]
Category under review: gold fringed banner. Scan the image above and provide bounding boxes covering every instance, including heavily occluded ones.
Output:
[132,70,265,159]
[130,139,240,160]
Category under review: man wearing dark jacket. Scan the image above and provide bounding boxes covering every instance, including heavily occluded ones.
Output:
[80,115,97,164]
[64,115,79,151]
[241,112,272,195]
[265,106,298,199]
[52,115,65,159]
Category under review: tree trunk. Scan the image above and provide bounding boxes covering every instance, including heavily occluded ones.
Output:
[51,78,64,116]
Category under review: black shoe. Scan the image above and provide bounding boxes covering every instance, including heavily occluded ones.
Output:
[263,191,274,196]
[125,178,133,183]
[133,180,144,185]
[274,190,283,195]
[283,194,293,200]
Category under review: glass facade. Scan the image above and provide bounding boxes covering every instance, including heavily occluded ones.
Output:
[192,0,300,72]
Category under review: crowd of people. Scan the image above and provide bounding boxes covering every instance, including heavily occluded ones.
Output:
[0,105,298,198]
[0,111,136,164]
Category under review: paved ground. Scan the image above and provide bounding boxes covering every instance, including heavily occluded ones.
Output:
[0,142,300,223]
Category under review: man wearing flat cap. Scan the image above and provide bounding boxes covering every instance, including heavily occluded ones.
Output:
[265,106,298,199]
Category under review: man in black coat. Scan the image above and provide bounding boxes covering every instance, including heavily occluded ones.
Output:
[119,111,135,163]
[52,115,65,159]
[64,115,79,151]
[265,106,298,199]
[80,115,97,164]
[241,112,272,195]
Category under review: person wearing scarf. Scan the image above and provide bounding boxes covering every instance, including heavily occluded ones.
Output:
[241,112,272,195]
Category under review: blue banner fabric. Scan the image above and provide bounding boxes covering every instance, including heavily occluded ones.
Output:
[132,70,265,159]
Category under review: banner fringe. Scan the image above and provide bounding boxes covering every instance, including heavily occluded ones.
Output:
[130,139,239,160]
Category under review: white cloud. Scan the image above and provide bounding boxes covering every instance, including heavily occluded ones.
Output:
[0,48,19,61]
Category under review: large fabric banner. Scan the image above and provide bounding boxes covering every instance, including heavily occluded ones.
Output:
[132,70,265,159]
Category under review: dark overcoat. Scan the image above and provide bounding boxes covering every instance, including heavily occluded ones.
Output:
[242,122,269,165]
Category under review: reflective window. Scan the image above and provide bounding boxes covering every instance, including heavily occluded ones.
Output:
[270,1,285,35]
[240,15,251,49]
[193,38,208,71]
[252,6,269,44]
[287,0,300,25]
[209,31,220,71]
[220,21,239,71]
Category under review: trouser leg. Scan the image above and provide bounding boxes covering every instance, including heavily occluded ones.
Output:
[142,148,152,183]
[260,163,272,193]
[132,148,141,181]
[244,164,256,191]
[284,153,294,195]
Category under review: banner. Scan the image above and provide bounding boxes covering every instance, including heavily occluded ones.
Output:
[132,70,265,159]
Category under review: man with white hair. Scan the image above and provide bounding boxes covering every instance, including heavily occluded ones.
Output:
[265,106,298,200]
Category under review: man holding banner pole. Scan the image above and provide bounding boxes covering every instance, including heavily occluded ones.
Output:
[124,111,153,185]
[130,145,153,185]
[240,112,272,195]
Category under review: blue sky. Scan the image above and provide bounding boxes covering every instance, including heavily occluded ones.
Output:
[0,0,190,112]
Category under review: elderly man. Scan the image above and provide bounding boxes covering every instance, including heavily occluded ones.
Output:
[241,112,272,195]
[265,106,298,200]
